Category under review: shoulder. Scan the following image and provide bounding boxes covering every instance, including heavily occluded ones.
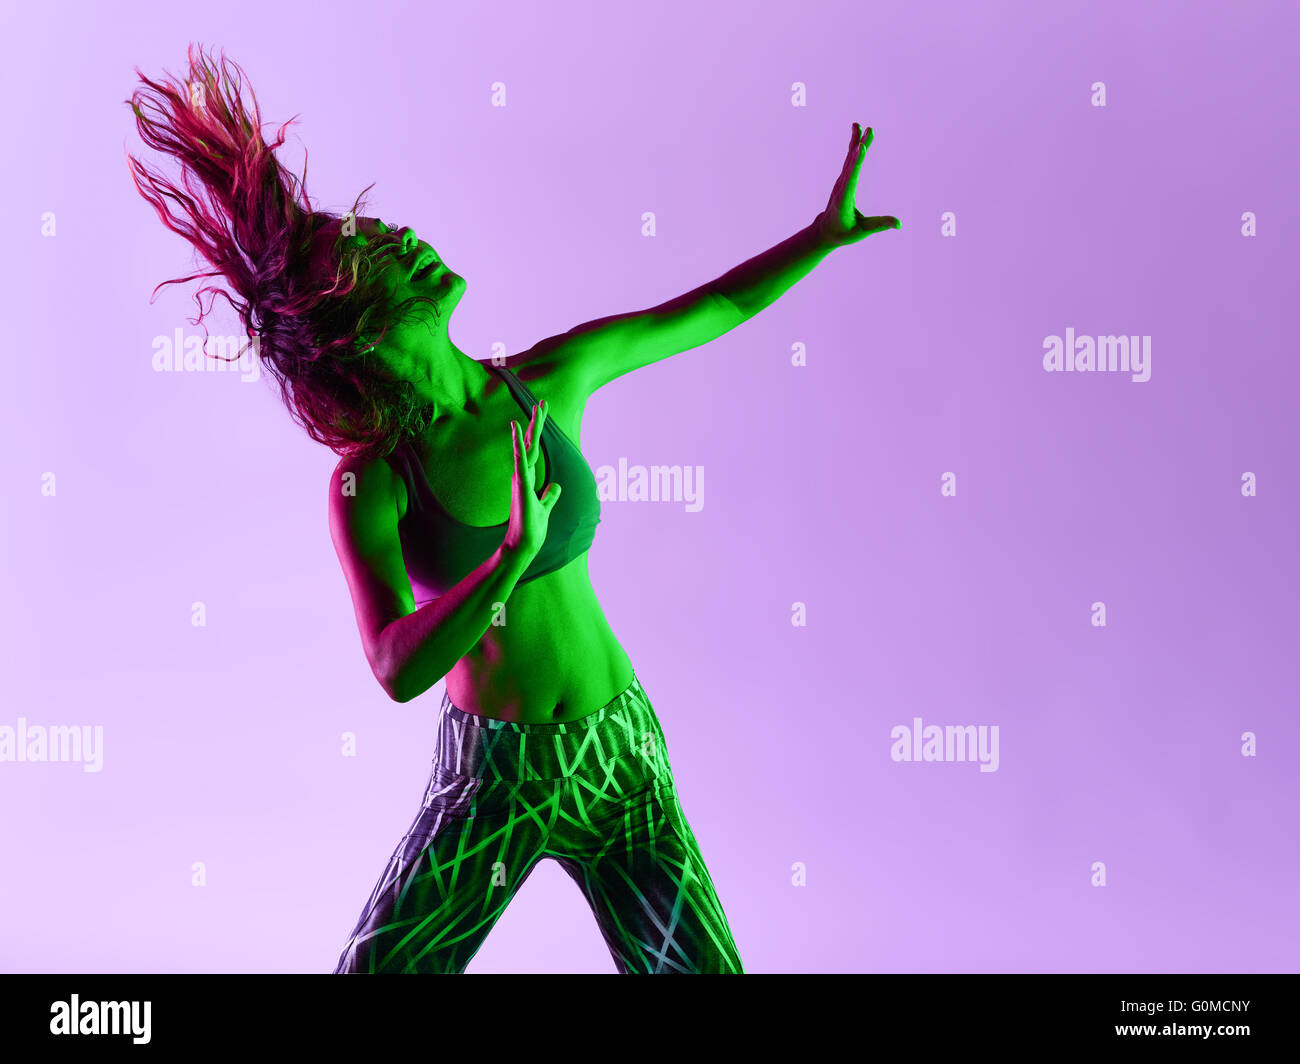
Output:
[497,332,590,406]
[328,450,408,528]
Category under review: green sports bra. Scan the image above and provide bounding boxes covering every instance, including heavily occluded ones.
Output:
[385,362,602,605]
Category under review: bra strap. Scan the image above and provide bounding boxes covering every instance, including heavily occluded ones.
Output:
[489,362,539,414]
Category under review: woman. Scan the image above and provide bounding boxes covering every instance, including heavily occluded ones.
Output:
[127,45,899,974]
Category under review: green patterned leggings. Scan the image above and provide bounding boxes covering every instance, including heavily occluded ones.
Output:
[333,671,744,973]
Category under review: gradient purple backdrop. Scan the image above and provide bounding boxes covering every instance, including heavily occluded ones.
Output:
[2,0,1296,973]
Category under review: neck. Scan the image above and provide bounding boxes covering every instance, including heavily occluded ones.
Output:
[406,333,487,414]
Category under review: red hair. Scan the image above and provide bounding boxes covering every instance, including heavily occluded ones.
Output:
[126,43,436,457]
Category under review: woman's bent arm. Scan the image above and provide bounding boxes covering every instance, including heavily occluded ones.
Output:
[328,454,532,703]
[328,406,557,704]
[383,544,530,703]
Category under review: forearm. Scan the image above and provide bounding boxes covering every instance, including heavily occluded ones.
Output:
[706,217,837,321]
[380,544,531,703]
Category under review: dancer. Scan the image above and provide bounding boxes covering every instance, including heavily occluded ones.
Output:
[126,44,899,974]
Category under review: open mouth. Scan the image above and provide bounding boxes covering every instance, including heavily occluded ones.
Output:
[409,251,440,280]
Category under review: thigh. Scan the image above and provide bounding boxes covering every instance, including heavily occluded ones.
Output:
[555,781,744,974]
[333,764,545,974]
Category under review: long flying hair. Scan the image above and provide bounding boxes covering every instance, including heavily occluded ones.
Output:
[126,43,436,458]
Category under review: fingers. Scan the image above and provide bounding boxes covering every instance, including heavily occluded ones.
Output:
[833,121,873,213]
[512,402,549,492]
[833,123,858,199]
[513,418,538,491]
[511,420,526,482]
[524,401,547,469]
[843,124,872,209]
[843,166,860,214]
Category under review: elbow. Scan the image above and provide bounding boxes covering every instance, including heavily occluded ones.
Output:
[369,640,410,703]
[378,661,413,703]
[383,663,440,705]
[369,626,442,704]
[380,654,433,704]
[382,672,410,703]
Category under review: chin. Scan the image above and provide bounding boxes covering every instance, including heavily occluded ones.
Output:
[423,271,463,293]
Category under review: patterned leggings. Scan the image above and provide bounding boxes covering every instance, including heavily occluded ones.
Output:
[333,672,744,974]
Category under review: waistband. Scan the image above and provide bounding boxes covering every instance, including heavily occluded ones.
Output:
[433,672,664,782]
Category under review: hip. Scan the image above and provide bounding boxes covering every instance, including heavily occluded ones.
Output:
[435,669,666,782]
[400,669,681,851]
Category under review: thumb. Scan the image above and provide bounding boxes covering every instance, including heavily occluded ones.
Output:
[862,215,900,233]
[540,482,562,509]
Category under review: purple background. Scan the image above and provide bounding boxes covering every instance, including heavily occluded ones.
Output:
[3,0,1297,973]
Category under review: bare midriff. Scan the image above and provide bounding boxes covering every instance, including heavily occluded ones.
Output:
[442,551,635,724]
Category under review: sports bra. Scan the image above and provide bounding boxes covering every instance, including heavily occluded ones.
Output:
[385,361,602,604]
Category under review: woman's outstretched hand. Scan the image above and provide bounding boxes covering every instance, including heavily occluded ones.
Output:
[814,122,900,248]
[502,400,561,563]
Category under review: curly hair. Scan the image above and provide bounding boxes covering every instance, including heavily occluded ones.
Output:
[126,43,438,458]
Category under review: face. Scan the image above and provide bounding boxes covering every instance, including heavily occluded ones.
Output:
[308,214,467,384]
[356,217,466,317]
